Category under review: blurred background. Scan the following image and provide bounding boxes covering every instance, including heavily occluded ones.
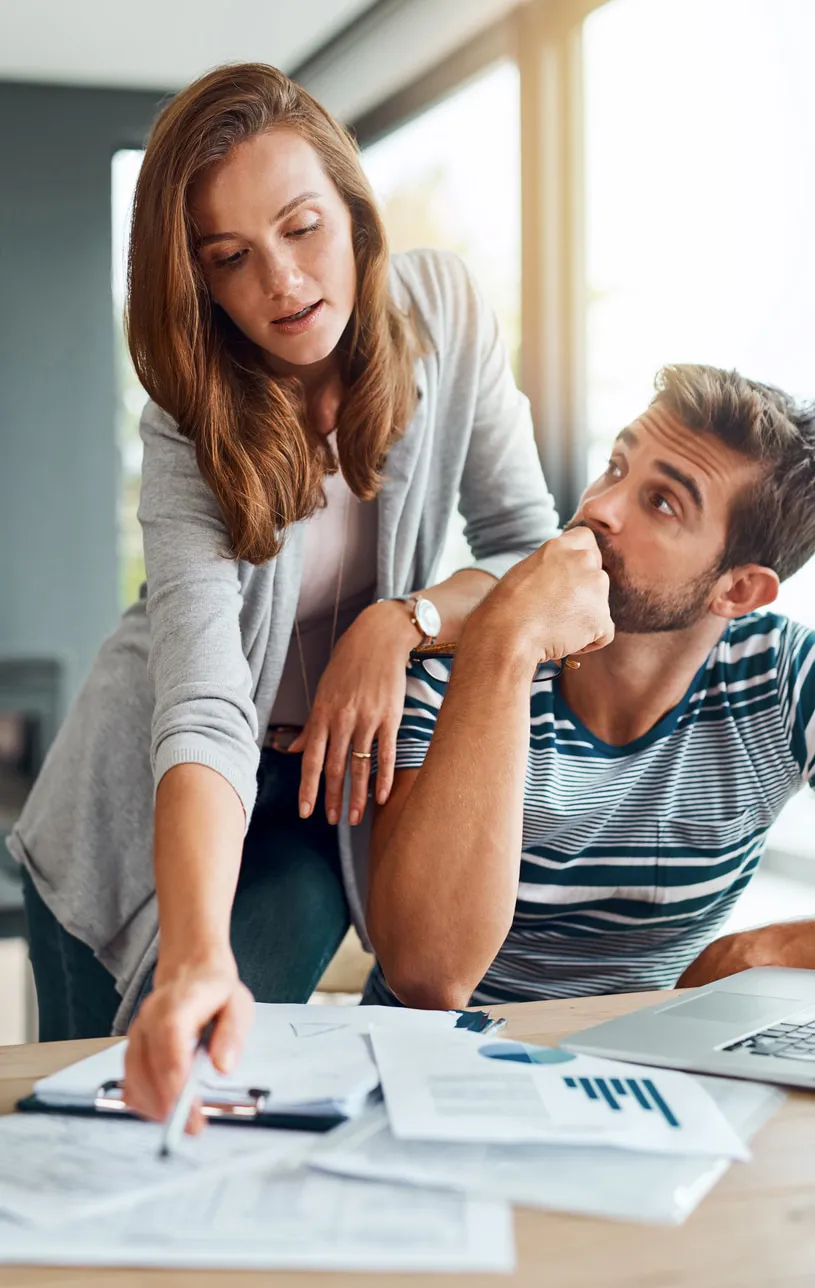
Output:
[2,0,814,1042]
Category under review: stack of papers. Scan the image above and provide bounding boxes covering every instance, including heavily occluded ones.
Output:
[370,1030,751,1158]
[0,1123,514,1272]
[0,1002,787,1272]
[33,1003,462,1122]
[311,1083,782,1226]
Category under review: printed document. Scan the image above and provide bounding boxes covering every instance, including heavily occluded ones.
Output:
[33,1003,460,1117]
[372,1031,750,1159]
[256,1001,463,1039]
[35,1024,379,1120]
[313,1077,784,1225]
[0,1114,310,1227]
[0,1163,515,1273]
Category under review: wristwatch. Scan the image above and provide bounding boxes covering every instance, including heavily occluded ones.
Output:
[384,594,442,646]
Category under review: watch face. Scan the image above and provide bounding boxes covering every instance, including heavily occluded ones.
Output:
[415,597,442,638]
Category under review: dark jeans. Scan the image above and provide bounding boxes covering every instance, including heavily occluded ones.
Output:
[23,748,350,1041]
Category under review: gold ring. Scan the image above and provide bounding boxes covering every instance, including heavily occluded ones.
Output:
[351,749,372,760]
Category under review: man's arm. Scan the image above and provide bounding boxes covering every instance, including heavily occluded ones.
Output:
[368,636,536,1010]
[677,920,815,988]
[366,528,614,1010]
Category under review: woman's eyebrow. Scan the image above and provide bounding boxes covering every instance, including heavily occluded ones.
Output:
[197,191,321,248]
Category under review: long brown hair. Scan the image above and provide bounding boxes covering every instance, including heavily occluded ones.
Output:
[126,63,417,563]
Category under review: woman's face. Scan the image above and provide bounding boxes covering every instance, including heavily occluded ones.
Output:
[191,128,357,380]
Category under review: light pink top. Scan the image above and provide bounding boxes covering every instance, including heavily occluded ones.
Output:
[269,442,378,728]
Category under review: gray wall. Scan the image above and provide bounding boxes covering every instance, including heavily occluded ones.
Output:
[0,81,167,709]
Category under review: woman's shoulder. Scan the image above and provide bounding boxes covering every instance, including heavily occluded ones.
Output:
[138,397,187,445]
[390,248,486,339]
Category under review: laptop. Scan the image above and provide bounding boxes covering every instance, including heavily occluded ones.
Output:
[561,968,815,1089]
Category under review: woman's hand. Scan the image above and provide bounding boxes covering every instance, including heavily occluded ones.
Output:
[123,955,254,1133]
[291,601,417,827]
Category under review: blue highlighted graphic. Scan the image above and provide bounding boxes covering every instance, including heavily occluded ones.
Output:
[479,1044,681,1130]
[479,1042,576,1065]
[562,1072,681,1128]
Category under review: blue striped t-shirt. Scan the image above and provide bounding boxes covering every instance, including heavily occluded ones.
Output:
[367,612,815,1005]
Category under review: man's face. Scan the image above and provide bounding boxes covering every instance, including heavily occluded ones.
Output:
[567,405,760,633]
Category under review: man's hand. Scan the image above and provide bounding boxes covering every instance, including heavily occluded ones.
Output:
[677,927,786,988]
[464,528,615,672]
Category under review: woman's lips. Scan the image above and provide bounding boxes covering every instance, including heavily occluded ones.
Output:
[270,300,324,335]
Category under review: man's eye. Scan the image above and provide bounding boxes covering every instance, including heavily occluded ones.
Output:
[606,459,622,477]
[652,493,676,517]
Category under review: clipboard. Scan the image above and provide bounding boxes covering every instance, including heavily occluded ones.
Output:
[15,1008,506,1134]
[16,1083,346,1133]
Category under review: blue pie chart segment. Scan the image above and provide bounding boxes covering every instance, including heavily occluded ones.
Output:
[479,1042,576,1064]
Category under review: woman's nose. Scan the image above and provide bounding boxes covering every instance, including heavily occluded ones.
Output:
[257,246,302,300]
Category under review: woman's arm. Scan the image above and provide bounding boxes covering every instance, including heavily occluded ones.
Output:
[306,567,497,825]
[138,400,260,822]
[366,529,614,1009]
[124,763,254,1127]
[123,401,259,1126]
[429,250,561,577]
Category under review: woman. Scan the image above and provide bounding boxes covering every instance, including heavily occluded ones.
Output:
[9,63,557,1124]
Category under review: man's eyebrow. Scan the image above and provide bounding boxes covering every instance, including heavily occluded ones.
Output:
[614,426,703,511]
[198,191,322,247]
[654,460,704,511]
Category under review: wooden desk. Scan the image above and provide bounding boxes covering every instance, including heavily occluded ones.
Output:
[2,990,814,1287]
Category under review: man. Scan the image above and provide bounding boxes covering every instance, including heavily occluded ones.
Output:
[364,364,815,1009]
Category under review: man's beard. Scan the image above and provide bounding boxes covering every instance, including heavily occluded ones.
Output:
[565,521,718,634]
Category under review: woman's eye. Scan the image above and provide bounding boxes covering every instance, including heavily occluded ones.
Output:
[287,222,322,239]
[214,249,247,270]
[605,459,622,478]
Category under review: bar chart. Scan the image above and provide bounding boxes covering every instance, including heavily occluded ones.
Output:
[562,1074,681,1128]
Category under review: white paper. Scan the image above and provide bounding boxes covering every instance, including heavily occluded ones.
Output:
[312,1075,785,1225]
[0,1164,515,1273]
[36,1024,379,1118]
[34,1003,459,1117]
[255,1002,463,1039]
[0,1114,312,1227]
[372,1031,750,1160]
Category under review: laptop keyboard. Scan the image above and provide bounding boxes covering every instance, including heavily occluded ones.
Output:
[724,1019,815,1061]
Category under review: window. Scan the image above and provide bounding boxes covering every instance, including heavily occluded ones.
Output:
[582,0,815,862]
[362,59,521,576]
[362,60,520,370]
[112,148,148,607]
[583,0,815,629]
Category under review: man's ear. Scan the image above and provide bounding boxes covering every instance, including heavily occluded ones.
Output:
[709,564,780,620]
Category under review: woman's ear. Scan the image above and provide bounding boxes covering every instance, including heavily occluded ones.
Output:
[710,564,779,620]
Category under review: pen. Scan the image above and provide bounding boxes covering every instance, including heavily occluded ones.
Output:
[158,1018,216,1159]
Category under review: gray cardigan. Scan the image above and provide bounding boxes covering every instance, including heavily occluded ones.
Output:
[8,248,558,1033]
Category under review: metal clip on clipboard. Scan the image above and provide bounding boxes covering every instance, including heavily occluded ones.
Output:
[94,1080,270,1120]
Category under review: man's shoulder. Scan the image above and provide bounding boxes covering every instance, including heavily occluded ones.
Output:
[720,611,815,673]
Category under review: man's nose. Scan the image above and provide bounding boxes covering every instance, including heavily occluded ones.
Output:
[579,486,626,534]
